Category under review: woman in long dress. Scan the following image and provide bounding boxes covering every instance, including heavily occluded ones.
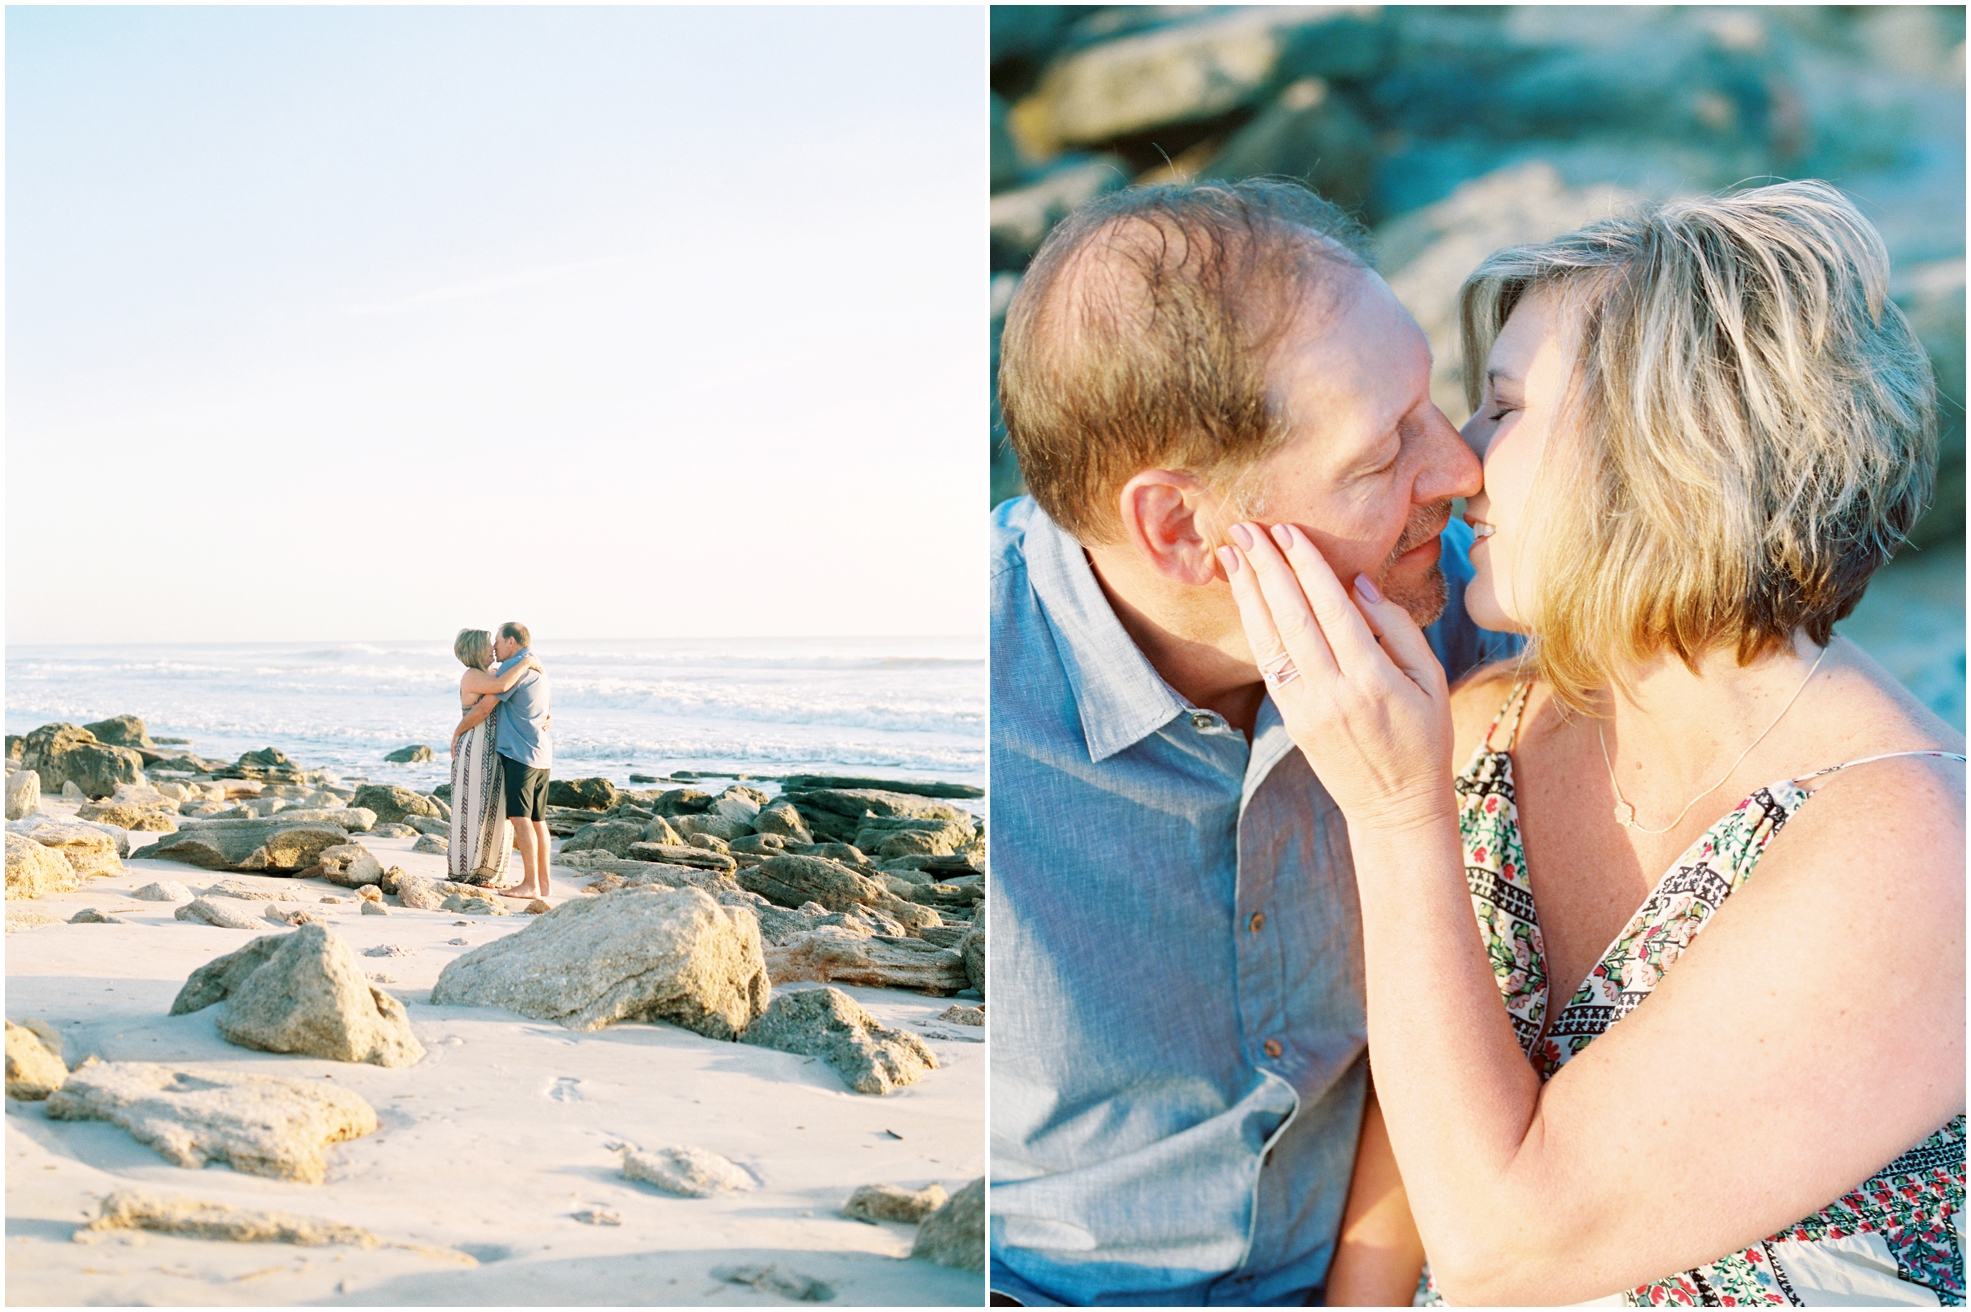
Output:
[1222,182,1964,1305]
[446,628,539,887]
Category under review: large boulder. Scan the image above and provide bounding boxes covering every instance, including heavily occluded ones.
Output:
[740,986,936,1096]
[147,820,352,873]
[169,924,425,1068]
[45,1062,378,1184]
[81,714,156,750]
[5,1019,68,1098]
[349,784,440,825]
[5,769,40,821]
[383,745,433,764]
[737,855,939,930]
[674,813,751,842]
[9,821,122,880]
[174,806,376,834]
[561,820,648,859]
[852,816,975,858]
[652,788,712,816]
[78,801,177,832]
[765,928,970,996]
[750,802,812,844]
[429,886,769,1039]
[912,1177,985,1271]
[19,723,143,799]
[547,778,620,812]
[6,831,79,899]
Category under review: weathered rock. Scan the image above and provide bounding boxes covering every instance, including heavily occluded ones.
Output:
[441,893,505,915]
[619,1144,755,1197]
[412,833,449,855]
[5,769,39,821]
[780,775,984,800]
[46,1063,379,1183]
[169,924,425,1067]
[712,1263,834,1302]
[362,944,412,958]
[360,900,390,916]
[853,816,975,858]
[82,714,156,749]
[765,929,970,996]
[708,787,764,826]
[149,820,352,873]
[69,907,126,924]
[572,1207,622,1226]
[263,906,328,928]
[77,1188,474,1262]
[547,777,620,812]
[750,802,814,843]
[740,986,936,1095]
[11,819,125,879]
[430,886,769,1038]
[6,831,80,899]
[729,831,794,856]
[622,842,737,873]
[787,788,973,824]
[674,813,751,842]
[960,924,984,996]
[203,878,293,901]
[653,788,713,816]
[843,1181,949,1224]
[938,1004,985,1027]
[132,880,193,902]
[349,784,440,825]
[384,744,434,764]
[20,723,145,798]
[175,897,264,929]
[563,820,648,859]
[738,855,938,930]
[78,801,177,832]
[5,1019,69,1098]
[400,814,448,837]
[685,833,731,855]
[912,1176,984,1272]
[370,821,418,839]
[315,843,384,888]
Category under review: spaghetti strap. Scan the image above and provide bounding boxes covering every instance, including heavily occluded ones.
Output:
[1794,749,1967,784]
[1482,679,1535,754]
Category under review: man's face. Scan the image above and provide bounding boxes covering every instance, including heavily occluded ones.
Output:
[1234,267,1482,625]
[494,635,518,661]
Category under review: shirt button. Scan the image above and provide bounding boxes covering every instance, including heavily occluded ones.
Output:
[1189,712,1213,729]
[1249,912,1265,933]
[1263,1039,1283,1059]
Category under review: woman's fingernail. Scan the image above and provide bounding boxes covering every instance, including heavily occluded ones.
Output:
[1270,523,1294,550]
[1356,574,1383,603]
[1217,546,1240,576]
[1229,523,1254,551]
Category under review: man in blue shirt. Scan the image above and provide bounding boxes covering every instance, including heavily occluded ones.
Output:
[989,181,1514,1305]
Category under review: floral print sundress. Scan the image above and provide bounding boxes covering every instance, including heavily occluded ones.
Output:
[1435,679,1966,1307]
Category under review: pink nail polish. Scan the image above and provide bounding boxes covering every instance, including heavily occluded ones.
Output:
[1217,546,1240,575]
[1229,523,1254,551]
[1356,574,1383,603]
[1270,523,1294,549]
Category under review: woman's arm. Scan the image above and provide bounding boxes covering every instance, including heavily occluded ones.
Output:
[460,654,540,697]
[1221,522,1966,1304]
[450,696,499,754]
[1324,1082,1426,1307]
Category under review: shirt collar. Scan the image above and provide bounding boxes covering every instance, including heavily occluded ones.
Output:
[1023,506,1187,763]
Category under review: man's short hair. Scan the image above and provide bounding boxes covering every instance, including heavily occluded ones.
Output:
[998,179,1373,544]
[498,621,531,648]
[1459,180,1936,709]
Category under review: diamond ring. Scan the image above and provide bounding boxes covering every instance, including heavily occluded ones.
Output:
[1259,651,1299,690]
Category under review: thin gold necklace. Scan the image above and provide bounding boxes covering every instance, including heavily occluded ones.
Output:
[1598,646,1830,835]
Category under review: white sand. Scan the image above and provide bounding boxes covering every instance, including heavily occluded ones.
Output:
[6,800,984,1305]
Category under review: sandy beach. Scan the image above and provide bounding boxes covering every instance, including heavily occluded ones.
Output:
[6,786,985,1306]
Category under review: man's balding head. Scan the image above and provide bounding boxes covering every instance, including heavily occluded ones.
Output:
[998,180,1374,543]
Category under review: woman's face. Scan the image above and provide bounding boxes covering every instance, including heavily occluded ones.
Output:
[1459,285,1578,633]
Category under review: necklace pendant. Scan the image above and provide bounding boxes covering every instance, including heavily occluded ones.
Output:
[1613,801,1636,828]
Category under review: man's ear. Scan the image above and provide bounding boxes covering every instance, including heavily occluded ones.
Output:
[1116,470,1221,587]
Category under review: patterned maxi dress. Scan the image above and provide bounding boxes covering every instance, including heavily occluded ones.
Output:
[1431,680,1966,1306]
[447,692,512,886]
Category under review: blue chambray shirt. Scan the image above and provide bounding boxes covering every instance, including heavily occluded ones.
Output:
[988,496,1514,1307]
[493,646,552,771]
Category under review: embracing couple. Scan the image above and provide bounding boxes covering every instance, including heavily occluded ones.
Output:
[988,178,1965,1306]
[447,621,554,901]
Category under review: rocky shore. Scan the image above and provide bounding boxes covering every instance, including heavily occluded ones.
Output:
[6,714,984,1305]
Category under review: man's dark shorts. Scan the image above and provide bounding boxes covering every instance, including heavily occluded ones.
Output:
[502,762,550,821]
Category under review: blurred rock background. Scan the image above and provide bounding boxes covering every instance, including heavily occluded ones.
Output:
[989,5,1965,727]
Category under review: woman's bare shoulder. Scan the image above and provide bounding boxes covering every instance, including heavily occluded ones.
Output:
[1448,660,1526,768]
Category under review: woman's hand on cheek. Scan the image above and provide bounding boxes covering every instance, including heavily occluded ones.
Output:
[1218,521,1457,833]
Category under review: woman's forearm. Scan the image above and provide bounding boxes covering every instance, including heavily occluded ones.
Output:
[1345,818,1556,1302]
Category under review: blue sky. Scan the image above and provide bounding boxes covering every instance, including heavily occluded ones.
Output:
[7,6,985,643]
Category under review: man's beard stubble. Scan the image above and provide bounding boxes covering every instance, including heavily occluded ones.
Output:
[1379,500,1452,627]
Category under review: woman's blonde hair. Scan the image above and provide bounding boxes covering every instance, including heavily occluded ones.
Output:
[454,629,494,671]
[1459,180,1937,711]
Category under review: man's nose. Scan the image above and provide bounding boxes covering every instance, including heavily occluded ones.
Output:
[1416,404,1483,502]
